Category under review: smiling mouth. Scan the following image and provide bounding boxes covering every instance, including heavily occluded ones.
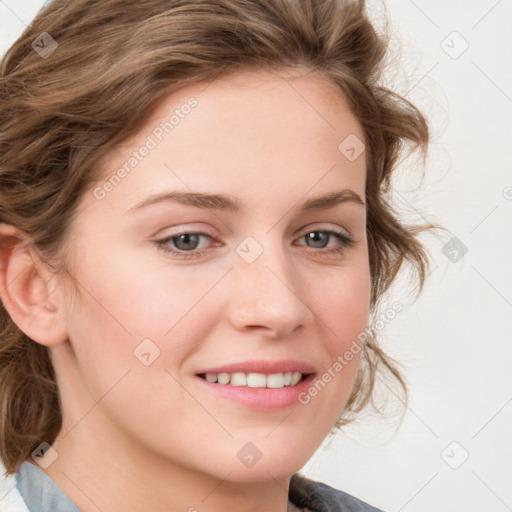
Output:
[196,371,312,388]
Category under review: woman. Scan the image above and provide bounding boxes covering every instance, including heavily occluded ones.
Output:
[0,0,442,510]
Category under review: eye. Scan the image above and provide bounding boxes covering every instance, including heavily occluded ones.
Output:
[155,231,214,259]
[154,228,355,259]
[167,233,206,251]
[295,229,355,255]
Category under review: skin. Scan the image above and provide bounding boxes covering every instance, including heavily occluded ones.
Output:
[0,67,370,512]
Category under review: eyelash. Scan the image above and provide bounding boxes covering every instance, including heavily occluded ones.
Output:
[154,229,355,260]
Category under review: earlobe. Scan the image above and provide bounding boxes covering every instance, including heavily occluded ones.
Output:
[0,223,68,347]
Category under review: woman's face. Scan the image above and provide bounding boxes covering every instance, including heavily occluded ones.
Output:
[51,68,370,483]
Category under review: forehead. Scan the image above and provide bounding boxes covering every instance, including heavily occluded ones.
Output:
[115,66,363,154]
[86,67,366,218]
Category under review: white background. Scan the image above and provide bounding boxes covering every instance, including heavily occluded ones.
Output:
[0,1,511,511]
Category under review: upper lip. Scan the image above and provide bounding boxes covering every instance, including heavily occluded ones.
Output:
[196,359,316,375]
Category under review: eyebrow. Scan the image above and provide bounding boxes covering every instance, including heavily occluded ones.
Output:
[125,188,366,215]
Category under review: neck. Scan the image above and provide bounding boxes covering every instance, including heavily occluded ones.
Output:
[40,420,297,512]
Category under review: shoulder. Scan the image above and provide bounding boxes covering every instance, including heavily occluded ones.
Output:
[0,468,31,512]
[289,472,386,512]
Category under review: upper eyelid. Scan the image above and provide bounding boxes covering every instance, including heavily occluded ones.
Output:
[159,222,353,238]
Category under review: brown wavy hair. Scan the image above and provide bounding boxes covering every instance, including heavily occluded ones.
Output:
[0,0,445,482]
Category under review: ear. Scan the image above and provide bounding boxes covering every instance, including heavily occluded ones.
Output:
[0,223,68,347]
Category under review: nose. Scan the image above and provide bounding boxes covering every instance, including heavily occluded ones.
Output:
[226,237,314,339]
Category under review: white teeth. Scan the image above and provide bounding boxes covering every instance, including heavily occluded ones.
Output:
[201,371,305,388]
[266,373,284,388]
[247,373,267,387]
[230,372,247,386]
[290,372,302,386]
[217,373,230,385]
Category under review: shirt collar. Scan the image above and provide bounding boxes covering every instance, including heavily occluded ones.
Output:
[15,461,80,512]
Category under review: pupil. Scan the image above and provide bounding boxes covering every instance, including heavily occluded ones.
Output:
[307,231,328,248]
[175,234,199,250]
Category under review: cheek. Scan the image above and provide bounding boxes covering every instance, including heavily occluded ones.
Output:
[307,265,370,401]
[71,242,195,328]
[313,264,371,344]
[63,248,218,379]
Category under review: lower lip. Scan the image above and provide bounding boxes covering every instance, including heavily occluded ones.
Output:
[194,374,316,411]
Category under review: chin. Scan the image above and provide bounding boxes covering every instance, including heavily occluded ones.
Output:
[208,450,308,484]
[220,464,299,484]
